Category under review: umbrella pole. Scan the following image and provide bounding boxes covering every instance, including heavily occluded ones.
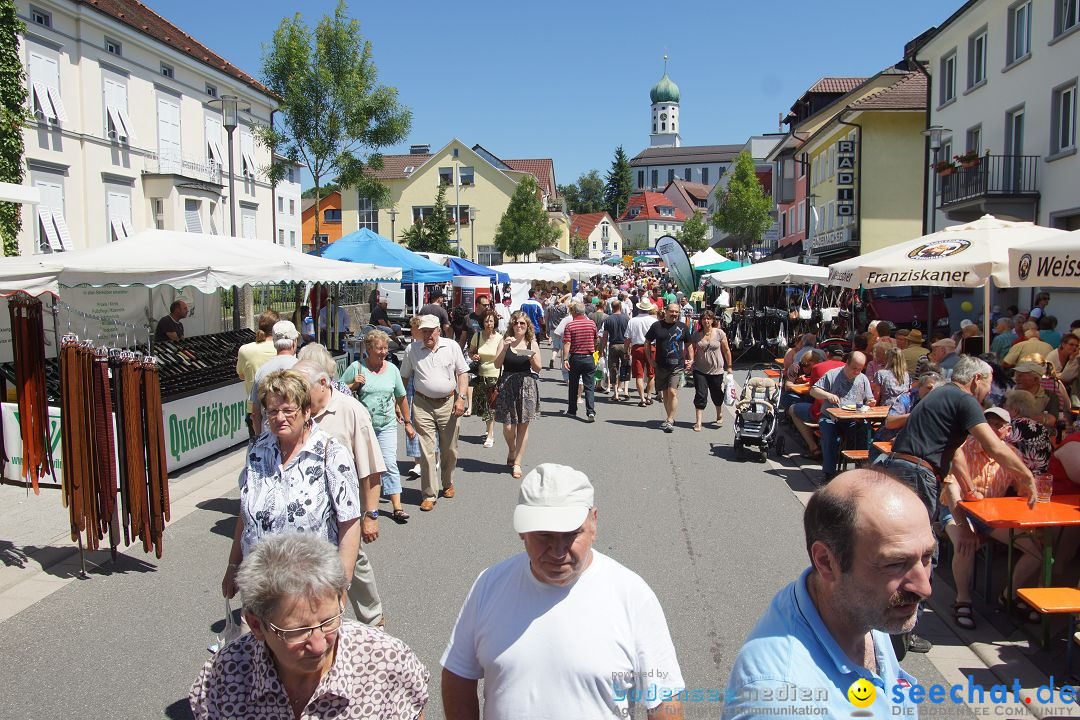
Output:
[984,280,992,355]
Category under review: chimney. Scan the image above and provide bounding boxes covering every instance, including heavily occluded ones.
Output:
[409,144,431,155]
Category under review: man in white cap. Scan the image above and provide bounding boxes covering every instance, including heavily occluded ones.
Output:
[441,464,685,719]
[249,320,300,431]
[400,314,470,511]
[929,337,959,377]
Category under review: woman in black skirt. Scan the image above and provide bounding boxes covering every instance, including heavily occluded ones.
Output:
[495,310,542,479]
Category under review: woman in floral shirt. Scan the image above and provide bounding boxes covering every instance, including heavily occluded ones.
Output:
[221,369,362,601]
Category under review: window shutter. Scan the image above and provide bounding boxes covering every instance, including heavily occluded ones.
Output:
[51,211,71,250]
[32,82,56,121]
[185,200,202,233]
[38,209,62,251]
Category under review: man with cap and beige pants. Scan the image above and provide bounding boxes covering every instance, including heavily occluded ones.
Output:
[441,463,685,719]
[401,314,470,511]
[249,320,300,432]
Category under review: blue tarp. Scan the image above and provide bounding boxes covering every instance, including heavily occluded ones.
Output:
[447,257,510,284]
[315,228,453,284]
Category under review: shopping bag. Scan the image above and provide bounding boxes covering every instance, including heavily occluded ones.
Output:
[208,598,242,653]
[724,373,738,407]
[715,289,731,308]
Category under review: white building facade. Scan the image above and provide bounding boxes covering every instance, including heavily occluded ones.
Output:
[17,0,280,256]
[274,158,303,249]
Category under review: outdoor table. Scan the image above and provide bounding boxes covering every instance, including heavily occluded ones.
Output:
[958,494,1080,646]
[872,441,893,454]
[824,405,889,448]
[789,383,810,396]
[763,369,782,379]
[773,357,786,366]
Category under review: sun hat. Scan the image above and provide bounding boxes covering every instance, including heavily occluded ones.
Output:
[512,463,594,534]
[984,407,1012,423]
[417,315,441,329]
[272,320,299,341]
[1013,360,1045,375]
[906,329,925,344]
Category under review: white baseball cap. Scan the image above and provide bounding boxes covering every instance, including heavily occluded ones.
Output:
[417,314,441,329]
[272,320,299,341]
[513,464,594,533]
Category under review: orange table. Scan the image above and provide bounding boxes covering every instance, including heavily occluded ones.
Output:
[959,495,1080,645]
[873,441,893,454]
[774,357,786,366]
[763,368,782,379]
[789,383,810,396]
[824,405,889,454]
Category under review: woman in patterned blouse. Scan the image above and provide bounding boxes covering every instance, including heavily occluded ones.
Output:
[221,369,363,602]
[192,533,428,719]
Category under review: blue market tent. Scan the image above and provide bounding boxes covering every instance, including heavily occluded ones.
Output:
[315,228,453,284]
[447,256,510,284]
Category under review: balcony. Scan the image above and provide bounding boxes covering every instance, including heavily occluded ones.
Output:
[937,154,1039,222]
[142,153,223,185]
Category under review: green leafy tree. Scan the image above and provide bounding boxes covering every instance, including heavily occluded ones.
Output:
[0,0,27,256]
[301,182,338,199]
[711,151,772,252]
[569,232,589,259]
[260,1,410,253]
[494,176,560,259]
[604,146,634,220]
[561,170,605,215]
[401,184,455,254]
[558,182,580,215]
[676,210,710,253]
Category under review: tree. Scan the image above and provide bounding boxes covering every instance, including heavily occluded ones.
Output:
[604,146,634,220]
[711,151,773,253]
[494,176,559,259]
[569,233,589,259]
[401,184,455,254]
[260,1,410,253]
[560,170,605,215]
[676,210,710,253]
[557,182,580,215]
[301,183,338,199]
[0,0,27,256]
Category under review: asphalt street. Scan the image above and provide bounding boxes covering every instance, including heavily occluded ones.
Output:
[0,360,969,719]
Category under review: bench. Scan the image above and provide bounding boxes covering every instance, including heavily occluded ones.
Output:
[839,449,870,470]
[763,369,782,379]
[1016,587,1080,665]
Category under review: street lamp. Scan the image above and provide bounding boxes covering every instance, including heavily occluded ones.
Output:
[469,207,477,261]
[388,207,398,243]
[209,94,241,329]
[920,125,951,331]
[805,192,819,263]
[453,147,462,252]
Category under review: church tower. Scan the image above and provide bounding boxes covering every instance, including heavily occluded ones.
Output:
[649,55,681,148]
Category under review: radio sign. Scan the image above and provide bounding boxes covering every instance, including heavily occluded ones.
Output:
[836,140,856,217]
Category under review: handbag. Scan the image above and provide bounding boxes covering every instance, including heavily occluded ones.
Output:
[798,293,812,321]
[715,289,731,308]
[487,380,498,408]
[208,598,242,653]
[724,373,738,406]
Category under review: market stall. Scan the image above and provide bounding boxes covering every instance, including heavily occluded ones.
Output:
[703,259,829,287]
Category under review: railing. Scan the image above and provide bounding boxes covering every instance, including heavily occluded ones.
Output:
[938,154,1039,206]
[142,153,223,184]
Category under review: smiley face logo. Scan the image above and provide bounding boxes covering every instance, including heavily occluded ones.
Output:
[847,678,876,708]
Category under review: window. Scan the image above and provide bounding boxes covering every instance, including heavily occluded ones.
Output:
[1008,2,1032,64]
[780,211,787,237]
[788,207,796,236]
[478,245,503,266]
[34,177,69,252]
[667,169,675,183]
[209,202,218,235]
[105,37,122,56]
[30,6,50,27]
[205,115,224,166]
[289,199,295,215]
[601,224,609,239]
[277,196,284,212]
[459,166,474,186]
[106,189,132,242]
[652,124,657,133]
[160,62,174,79]
[290,230,296,247]
[940,140,953,171]
[650,170,658,188]
[287,168,295,183]
[684,168,691,181]
[185,199,202,233]
[966,125,982,155]
[205,84,218,98]
[968,29,988,88]
[324,208,342,223]
[637,170,645,188]
[358,196,379,232]
[241,209,257,239]
[439,167,453,186]
[797,200,805,232]
[157,95,182,173]
[278,229,285,244]
[317,234,329,245]
[153,199,165,230]
[702,167,709,185]
[240,127,256,182]
[1056,0,1079,36]
[103,74,134,142]
[1052,82,1077,154]
[27,49,67,123]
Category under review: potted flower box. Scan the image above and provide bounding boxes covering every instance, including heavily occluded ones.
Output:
[933,160,957,177]
[955,150,982,169]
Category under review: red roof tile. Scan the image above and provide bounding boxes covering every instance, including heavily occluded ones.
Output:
[807,77,867,94]
[569,212,610,239]
[504,159,556,197]
[79,0,274,97]
[366,154,432,179]
[617,192,686,223]
[847,72,927,111]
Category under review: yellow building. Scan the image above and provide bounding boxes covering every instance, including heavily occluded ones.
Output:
[340,139,569,264]
[801,71,927,264]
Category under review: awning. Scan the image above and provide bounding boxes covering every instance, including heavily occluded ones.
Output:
[703,259,829,287]
[447,256,510,284]
[316,228,452,284]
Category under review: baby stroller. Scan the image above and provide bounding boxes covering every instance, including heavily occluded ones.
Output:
[733,376,784,461]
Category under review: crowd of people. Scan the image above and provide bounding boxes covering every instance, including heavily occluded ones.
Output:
[183,276,1080,717]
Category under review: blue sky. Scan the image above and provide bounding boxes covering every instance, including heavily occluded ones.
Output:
[149,0,951,188]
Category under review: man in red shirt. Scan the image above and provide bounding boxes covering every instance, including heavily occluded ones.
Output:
[561,302,599,421]
[788,349,844,458]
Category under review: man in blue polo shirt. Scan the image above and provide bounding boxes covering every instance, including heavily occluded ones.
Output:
[723,469,933,719]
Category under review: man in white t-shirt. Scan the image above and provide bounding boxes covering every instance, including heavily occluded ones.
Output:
[441,464,684,719]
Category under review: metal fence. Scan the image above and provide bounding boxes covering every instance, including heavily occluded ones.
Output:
[938,154,1039,206]
[217,282,378,329]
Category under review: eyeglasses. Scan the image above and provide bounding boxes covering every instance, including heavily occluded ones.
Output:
[513,321,529,326]
[266,603,346,645]
[265,406,300,420]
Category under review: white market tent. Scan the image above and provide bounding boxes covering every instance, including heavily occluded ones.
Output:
[1007,231,1080,287]
[556,261,624,281]
[703,259,828,288]
[489,263,572,283]
[690,247,727,268]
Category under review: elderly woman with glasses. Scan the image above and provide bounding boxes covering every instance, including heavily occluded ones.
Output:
[192,533,428,719]
[221,369,362,603]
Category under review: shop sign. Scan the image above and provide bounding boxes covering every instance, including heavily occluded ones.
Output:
[808,228,853,252]
[836,140,856,218]
[1,403,63,485]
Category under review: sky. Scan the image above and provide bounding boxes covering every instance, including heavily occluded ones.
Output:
[147,0,953,189]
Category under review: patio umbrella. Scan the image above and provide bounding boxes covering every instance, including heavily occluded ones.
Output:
[1006,230,1080,288]
[827,214,1066,351]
